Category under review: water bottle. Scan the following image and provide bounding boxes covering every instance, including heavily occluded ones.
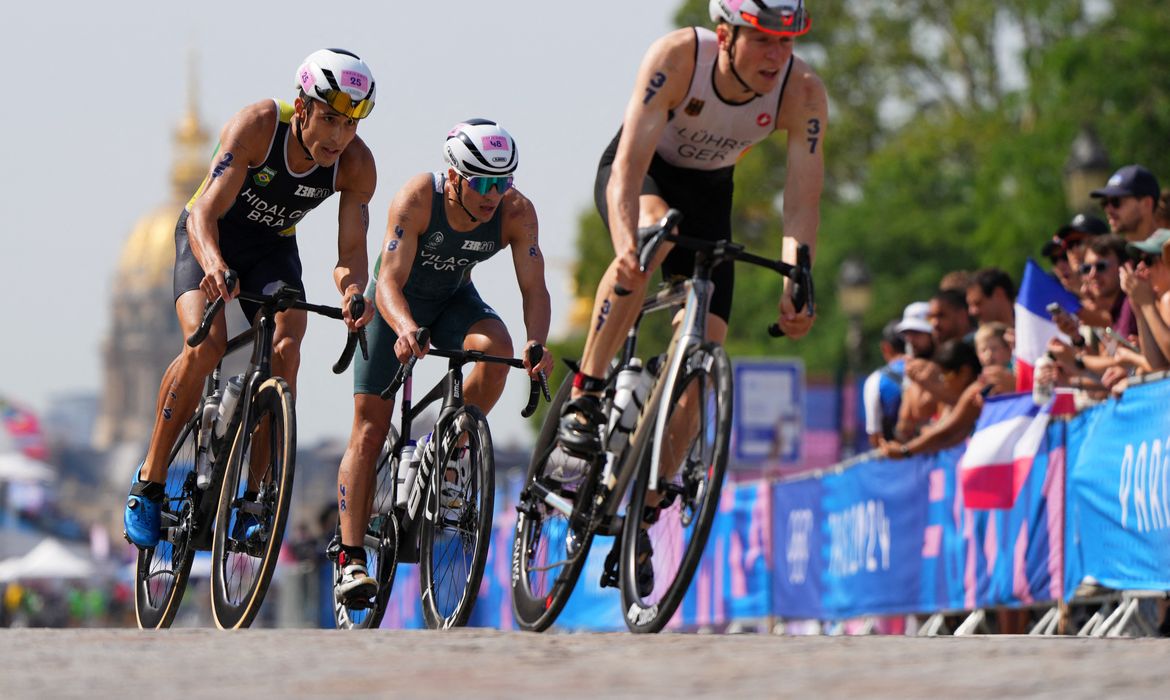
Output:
[1032,355,1055,406]
[196,393,220,489]
[214,374,245,439]
[413,432,434,468]
[394,440,419,509]
[606,359,651,453]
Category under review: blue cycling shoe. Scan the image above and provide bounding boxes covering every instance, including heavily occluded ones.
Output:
[124,474,165,549]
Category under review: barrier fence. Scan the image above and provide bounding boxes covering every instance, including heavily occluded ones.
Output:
[371,376,1170,634]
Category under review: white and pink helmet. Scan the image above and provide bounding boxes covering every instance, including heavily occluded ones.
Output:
[443,119,518,177]
[295,48,376,119]
[709,0,811,36]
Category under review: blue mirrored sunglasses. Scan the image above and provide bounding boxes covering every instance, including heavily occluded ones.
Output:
[463,174,514,195]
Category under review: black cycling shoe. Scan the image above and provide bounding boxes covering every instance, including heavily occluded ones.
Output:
[556,395,606,457]
[598,529,655,598]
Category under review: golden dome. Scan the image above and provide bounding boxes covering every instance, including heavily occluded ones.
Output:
[115,53,210,295]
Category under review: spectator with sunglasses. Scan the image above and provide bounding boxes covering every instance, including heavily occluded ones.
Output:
[1042,213,1110,294]
[1091,164,1162,243]
[123,48,379,548]
[333,118,553,603]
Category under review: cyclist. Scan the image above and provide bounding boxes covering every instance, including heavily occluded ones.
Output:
[556,0,827,588]
[333,119,554,603]
[123,48,378,548]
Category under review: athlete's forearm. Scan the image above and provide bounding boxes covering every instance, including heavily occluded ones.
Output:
[520,288,552,346]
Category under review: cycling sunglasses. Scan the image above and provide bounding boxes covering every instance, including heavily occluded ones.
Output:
[462,173,514,195]
[744,5,812,37]
[1135,252,1161,267]
[1100,195,1130,209]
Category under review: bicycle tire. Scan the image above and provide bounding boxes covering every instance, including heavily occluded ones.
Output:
[334,428,401,629]
[210,376,296,629]
[418,406,494,629]
[134,414,200,629]
[510,376,598,632]
[619,342,732,633]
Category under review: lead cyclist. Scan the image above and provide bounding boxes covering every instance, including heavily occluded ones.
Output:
[554,0,827,591]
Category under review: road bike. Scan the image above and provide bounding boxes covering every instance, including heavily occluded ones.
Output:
[133,272,366,629]
[511,209,814,633]
[331,328,549,629]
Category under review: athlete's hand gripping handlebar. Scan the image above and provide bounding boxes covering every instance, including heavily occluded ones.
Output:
[613,209,685,297]
[521,344,552,418]
[187,271,239,347]
[380,328,431,400]
[332,294,370,374]
[767,243,815,338]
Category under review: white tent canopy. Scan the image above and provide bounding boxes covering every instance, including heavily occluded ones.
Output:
[0,452,54,483]
[0,537,96,582]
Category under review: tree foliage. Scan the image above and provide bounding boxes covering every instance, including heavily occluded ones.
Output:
[560,0,1170,385]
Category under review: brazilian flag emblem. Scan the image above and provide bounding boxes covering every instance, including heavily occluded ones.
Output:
[253,166,277,187]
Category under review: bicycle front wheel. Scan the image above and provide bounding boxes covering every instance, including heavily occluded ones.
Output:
[418,406,493,629]
[620,342,732,633]
[510,375,597,632]
[334,428,401,630]
[134,414,200,629]
[210,376,296,629]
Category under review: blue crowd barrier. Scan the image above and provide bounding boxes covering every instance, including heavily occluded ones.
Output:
[363,377,1170,630]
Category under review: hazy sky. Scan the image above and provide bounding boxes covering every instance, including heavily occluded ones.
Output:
[0,2,680,447]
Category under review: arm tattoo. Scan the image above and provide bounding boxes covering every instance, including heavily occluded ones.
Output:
[643,71,667,105]
[212,151,234,178]
[360,203,369,233]
[387,224,405,252]
[806,118,822,154]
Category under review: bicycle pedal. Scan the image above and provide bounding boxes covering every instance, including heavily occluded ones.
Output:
[599,542,621,589]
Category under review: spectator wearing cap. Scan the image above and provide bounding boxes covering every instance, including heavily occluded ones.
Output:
[1043,213,1112,293]
[1116,228,1170,375]
[966,267,1015,327]
[892,302,937,441]
[1091,164,1162,242]
[862,321,906,447]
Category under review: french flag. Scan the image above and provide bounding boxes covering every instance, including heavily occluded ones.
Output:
[1014,259,1081,391]
[959,393,1051,509]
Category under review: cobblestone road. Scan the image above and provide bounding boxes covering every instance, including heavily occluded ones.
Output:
[1,629,1166,698]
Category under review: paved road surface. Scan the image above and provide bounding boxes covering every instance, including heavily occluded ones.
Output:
[0,629,1165,698]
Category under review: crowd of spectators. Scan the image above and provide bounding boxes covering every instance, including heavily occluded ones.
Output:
[861,163,1170,458]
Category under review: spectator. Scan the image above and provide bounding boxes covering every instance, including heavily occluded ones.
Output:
[967,267,1015,327]
[892,302,938,441]
[929,288,974,344]
[974,322,1016,394]
[881,339,988,459]
[1091,164,1161,243]
[862,321,906,447]
[1043,213,1111,294]
[939,270,973,294]
[1156,188,1170,228]
[1118,228,1170,373]
[1079,234,1138,338]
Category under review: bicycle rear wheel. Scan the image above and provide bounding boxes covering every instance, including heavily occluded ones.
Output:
[210,377,296,629]
[620,342,731,633]
[510,376,598,632]
[134,414,200,629]
[419,406,493,629]
[334,428,401,629]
